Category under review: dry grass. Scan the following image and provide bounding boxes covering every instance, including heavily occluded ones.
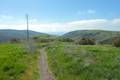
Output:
[19,66,33,80]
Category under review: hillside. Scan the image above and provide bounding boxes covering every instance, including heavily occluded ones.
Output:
[0,29,46,42]
[63,30,120,42]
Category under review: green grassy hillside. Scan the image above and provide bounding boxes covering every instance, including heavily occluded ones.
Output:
[46,42,120,80]
[63,30,120,42]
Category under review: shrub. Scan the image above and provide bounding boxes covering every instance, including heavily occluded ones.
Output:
[39,39,54,43]
[33,36,54,43]
[78,38,96,45]
[113,37,120,47]
[59,38,74,42]
[10,38,21,43]
[33,36,39,40]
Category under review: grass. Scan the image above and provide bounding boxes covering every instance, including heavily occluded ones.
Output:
[46,42,120,80]
[0,43,40,80]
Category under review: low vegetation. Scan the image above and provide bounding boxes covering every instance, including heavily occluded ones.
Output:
[1,29,120,80]
[0,43,40,80]
[46,42,120,80]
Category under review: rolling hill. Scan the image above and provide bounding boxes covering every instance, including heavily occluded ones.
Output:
[0,29,46,42]
[63,30,120,43]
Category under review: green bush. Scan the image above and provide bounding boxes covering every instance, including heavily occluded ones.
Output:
[33,36,39,40]
[33,36,55,43]
[113,37,120,47]
[59,38,74,42]
[78,38,96,45]
[10,38,21,43]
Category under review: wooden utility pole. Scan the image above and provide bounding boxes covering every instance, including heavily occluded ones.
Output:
[26,14,29,41]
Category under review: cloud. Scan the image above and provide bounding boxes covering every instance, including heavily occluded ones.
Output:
[0,15,14,20]
[0,18,120,33]
[112,19,120,25]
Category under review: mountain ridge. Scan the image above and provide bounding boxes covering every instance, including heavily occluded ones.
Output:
[0,29,47,42]
[63,30,120,43]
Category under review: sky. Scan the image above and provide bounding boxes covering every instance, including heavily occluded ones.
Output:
[0,0,120,34]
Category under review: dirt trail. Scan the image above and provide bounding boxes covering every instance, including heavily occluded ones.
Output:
[40,48,53,80]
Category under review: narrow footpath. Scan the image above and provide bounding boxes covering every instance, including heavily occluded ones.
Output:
[40,48,53,80]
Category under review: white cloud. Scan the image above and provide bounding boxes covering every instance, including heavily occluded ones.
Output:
[0,18,120,33]
[111,19,120,25]
[0,15,14,20]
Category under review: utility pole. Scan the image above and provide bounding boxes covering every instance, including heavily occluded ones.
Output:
[26,14,29,42]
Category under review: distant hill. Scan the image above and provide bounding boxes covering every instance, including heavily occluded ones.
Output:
[0,29,46,42]
[63,30,120,43]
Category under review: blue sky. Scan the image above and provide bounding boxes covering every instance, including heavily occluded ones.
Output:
[0,0,120,34]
